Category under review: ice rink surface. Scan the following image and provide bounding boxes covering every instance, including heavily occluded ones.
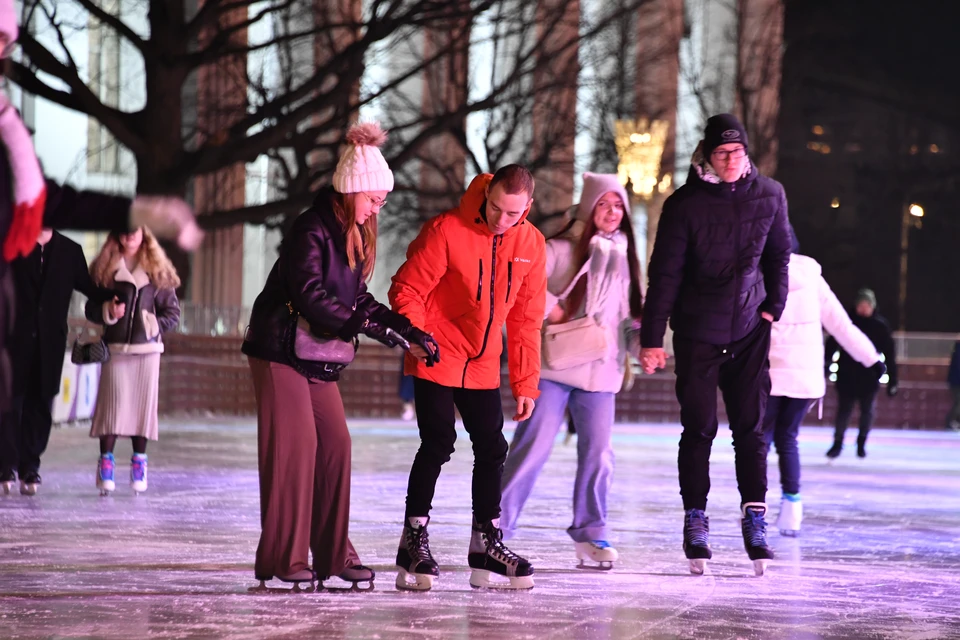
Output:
[1,417,958,639]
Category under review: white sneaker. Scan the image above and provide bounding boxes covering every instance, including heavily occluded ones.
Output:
[401,403,415,421]
[777,496,802,536]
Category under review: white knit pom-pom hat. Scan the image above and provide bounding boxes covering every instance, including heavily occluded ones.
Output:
[332,121,395,194]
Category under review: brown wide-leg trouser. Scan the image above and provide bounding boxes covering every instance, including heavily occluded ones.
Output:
[248,357,359,579]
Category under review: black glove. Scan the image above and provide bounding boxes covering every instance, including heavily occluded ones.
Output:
[870,361,887,381]
[363,318,406,348]
[887,384,898,398]
[361,311,441,367]
[402,326,441,367]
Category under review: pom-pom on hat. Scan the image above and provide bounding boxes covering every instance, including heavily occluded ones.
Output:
[332,122,395,194]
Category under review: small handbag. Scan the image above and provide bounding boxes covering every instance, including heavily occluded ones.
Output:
[284,301,358,368]
[543,316,608,370]
[542,268,609,370]
[71,338,110,365]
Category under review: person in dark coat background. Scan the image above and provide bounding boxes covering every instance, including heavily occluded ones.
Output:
[825,288,898,459]
[0,229,114,495]
[639,113,792,576]
[947,341,960,432]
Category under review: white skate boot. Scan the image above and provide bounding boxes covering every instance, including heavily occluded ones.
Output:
[575,540,618,570]
[97,454,116,496]
[1,470,15,495]
[776,495,802,537]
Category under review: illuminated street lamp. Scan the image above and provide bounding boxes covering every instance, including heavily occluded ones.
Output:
[899,202,926,331]
[614,118,670,199]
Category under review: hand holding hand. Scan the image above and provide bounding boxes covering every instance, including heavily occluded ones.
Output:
[870,361,887,381]
[406,327,440,367]
[639,347,667,375]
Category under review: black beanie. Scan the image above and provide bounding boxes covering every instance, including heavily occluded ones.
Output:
[703,113,748,158]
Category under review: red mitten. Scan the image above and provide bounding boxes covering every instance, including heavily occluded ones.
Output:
[3,191,46,262]
[1,96,47,263]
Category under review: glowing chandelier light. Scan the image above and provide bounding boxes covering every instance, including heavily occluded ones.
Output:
[614,118,670,198]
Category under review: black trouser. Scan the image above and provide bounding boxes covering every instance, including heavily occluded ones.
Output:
[673,320,771,511]
[0,357,54,475]
[833,387,878,448]
[405,377,507,523]
[762,396,812,496]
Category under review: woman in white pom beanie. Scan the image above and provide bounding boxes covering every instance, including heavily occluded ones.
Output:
[242,121,438,591]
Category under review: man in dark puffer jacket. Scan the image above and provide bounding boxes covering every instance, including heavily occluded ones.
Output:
[640,113,792,575]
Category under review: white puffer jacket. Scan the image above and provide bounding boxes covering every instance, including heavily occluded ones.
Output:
[541,233,635,393]
[770,254,880,399]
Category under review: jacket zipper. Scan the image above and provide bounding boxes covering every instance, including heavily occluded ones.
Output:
[463,235,499,387]
[125,288,140,346]
[505,261,513,304]
[477,259,483,302]
[730,182,740,345]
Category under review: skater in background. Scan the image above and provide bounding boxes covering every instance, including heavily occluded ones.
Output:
[764,229,882,536]
[242,122,437,591]
[825,288,898,459]
[85,227,180,495]
[639,114,792,576]
[947,341,960,432]
[499,173,643,569]
[389,164,546,591]
[399,358,415,421]
[0,228,115,495]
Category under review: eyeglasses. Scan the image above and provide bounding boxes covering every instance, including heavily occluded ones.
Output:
[711,147,747,161]
[365,194,387,209]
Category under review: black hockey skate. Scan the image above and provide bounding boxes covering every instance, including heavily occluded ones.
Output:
[396,516,439,591]
[467,518,534,590]
[683,508,713,575]
[741,502,775,576]
[252,568,317,592]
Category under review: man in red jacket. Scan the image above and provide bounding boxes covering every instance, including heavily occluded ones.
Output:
[389,164,547,591]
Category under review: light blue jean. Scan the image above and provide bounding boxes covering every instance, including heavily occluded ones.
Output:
[500,379,616,543]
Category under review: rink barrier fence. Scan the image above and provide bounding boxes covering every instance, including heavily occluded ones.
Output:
[60,319,957,429]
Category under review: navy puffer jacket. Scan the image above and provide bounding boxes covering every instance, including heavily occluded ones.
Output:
[640,162,792,348]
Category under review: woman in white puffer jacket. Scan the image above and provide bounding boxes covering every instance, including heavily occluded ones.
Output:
[499,173,644,568]
[766,234,883,537]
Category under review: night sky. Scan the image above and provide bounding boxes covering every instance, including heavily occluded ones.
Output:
[778,0,960,332]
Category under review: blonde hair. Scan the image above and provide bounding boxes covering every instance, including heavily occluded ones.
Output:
[332,192,377,281]
[90,227,181,290]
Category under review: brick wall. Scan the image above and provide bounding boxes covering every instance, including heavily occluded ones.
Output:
[158,334,954,429]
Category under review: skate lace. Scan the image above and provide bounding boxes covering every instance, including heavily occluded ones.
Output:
[485,529,524,567]
[684,510,709,547]
[742,508,767,547]
[406,526,433,562]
